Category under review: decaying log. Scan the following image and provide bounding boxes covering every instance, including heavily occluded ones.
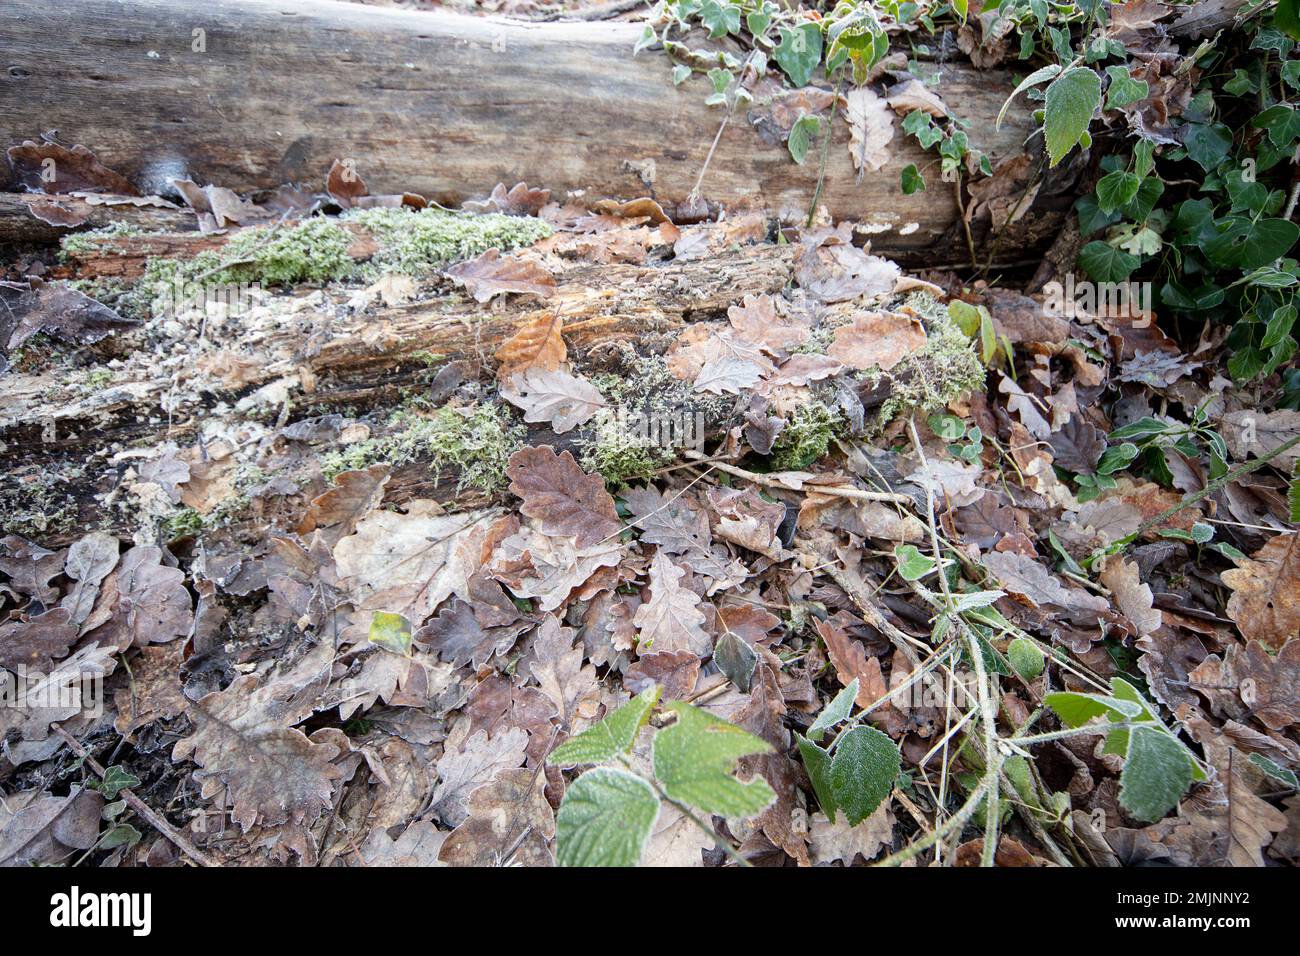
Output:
[0,243,794,441]
[0,192,196,246]
[1,1,1037,263]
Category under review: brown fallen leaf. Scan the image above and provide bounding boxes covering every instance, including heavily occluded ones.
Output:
[438,767,555,866]
[0,608,78,672]
[1100,556,1161,637]
[495,310,567,378]
[808,804,895,864]
[446,249,556,302]
[827,312,927,372]
[632,551,712,657]
[7,141,139,195]
[1222,534,1300,651]
[500,368,607,433]
[843,87,895,173]
[463,181,552,217]
[505,446,621,548]
[1225,638,1300,731]
[624,649,701,699]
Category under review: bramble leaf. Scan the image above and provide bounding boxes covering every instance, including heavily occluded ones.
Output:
[555,767,660,866]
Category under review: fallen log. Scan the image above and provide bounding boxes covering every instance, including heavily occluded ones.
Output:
[0,193,196,245]
[1,0,1037,263]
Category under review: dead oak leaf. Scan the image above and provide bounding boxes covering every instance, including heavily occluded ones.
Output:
[0,608,78,672]
[624,649,701,700]
[446,249,556,303]
[1227,638,1300,731]
[1222,534,1300,651]
[495,311,566,377]
[506,446,620,548]
[827,313,926,371]
[431,727,529,827]
[438,767,555,867]
[809,804,895,864]
[529,615,601,730]
[490,523,623,612]
[172,674,345,833]
[6,141,139,195]
[816,618,888,709]
[633,551,712,657]
[500,368,607,434]
[843,87,895,173]
[1100,556,1162,637]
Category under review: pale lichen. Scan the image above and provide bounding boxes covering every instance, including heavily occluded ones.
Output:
[771,400,844,470]
[347,207,553,276]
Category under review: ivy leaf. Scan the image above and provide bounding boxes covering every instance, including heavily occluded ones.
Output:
[1078,240,1139,282]
[1182,122,1233,172]
[1095,170,1141,214]
[1043,67,1100,167]
[1205,217,1300,270]
[807,678,859,743]
[651,701,775,817]
[1104,65,1148,110]
[1119,725,1194,822]
[894,543,936,581]
[901,163,925,194]
[1096,441,1140,475]
[774,23,823,88]
[699,0,740,38]
[97,765,142,800]
[368,611,413,656]
[548,685,661,767]
[787,114,823,165]
[828,726,900,826]
[555,767,660,867]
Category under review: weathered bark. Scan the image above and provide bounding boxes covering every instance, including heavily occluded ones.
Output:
[0,242,793,441]
[0,193,197,245]
[1,0,1036,263]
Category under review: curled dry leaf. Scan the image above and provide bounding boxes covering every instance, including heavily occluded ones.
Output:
[445,249,556,303]
[1222,535,1300,651]
[500,368,607,433]
[495,311,566,377]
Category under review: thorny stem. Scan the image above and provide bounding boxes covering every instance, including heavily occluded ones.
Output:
[1117,431,1300,549]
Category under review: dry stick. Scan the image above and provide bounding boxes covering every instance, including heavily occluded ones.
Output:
[52,723,217,868]
[1119,431,1300,547]
[679,449,913,503]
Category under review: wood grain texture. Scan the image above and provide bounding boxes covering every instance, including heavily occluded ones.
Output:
[0,0,1035,260]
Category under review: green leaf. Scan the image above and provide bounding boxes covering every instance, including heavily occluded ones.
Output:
[1119,725,1193,822]
[1104,65,1148,110]
[1007,637,1045,680]
[996,64,1061,130]
[1182,122,1232,172]
[1078,240,1139,282]
[1096,442,1140,475]
[1096,170,1141,214]
[1109,416,1175,442]
[1289,460,1300,523]
[894,543,936,581]
[787,113,823,165]
[807,679,858,743]
[100,823,142,850]
[774,23,823,88]
[651,701,775,817]
[713,630,758,692]
[828,726,900,826]
[796,734,839,822]
[901,163,925,194]
[1279,0,1300,41]
[549,686,661,767]
[1205,217,1300,270]
[97,765,141,800]
[555,767,660,866]
[1249,752,1299,789]
[699,0,740,38]
[1043,67,1100,167]
[368,610,413,656]
[672,64,692,86]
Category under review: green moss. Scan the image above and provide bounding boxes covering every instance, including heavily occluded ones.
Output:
[771,401,844,470]
[347,207,553,275]
[161,507,203,539]
[580,422,674,487]
[871,294,986,432]
[321,402,524,492]
[59,221,143,259]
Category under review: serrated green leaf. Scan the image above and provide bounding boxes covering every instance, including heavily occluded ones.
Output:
[796,734,839,822]
[1044,67,1100,167]
[549,686,661,767]
[808,678,858,743]
[555,767,660,866]
[828,726,900,826]
[1119,725,1194,822]
[651,701,775,817]
[368,611,412,656]
[997,63,1061,130]
[1007,637,1045,680]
